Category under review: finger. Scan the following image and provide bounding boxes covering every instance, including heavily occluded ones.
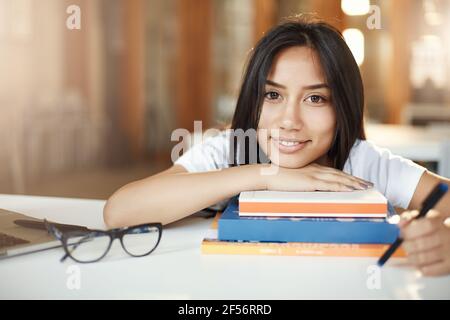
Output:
[445,217,450,228]
[334,172,372,189]
[315,172,366,190]
[311,164,372,186]
[407,248,444,268]
[314,180,353,192]
[402,233,442,254]
[420,260,450,277]
[398,210,419,228]
[333,170,373,186]
[426,209,441,219]
[401,210,419,221]
[318,171,370,189]
[401,217,442,240]
[344,174,373,187]
[398,219,409,228]
[321,167,373,186]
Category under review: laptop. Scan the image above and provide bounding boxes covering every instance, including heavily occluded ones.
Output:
[0,208,86,260]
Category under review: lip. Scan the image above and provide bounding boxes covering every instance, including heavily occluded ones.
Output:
[272,137,309,143]
[271,137,310,154]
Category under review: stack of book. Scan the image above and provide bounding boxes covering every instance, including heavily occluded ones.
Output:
[201,189,405,258]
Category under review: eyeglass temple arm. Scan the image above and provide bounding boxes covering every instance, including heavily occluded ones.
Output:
[60,253,70,262]
[61,234,97,262]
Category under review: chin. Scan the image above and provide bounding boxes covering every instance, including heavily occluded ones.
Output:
[269,156,311,169]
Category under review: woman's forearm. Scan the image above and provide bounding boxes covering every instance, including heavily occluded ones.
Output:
[103,164,266,227]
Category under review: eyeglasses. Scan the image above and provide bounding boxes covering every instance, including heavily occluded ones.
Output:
[44,220,162,263]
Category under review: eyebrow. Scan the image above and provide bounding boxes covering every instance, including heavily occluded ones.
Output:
[265,79,329,90]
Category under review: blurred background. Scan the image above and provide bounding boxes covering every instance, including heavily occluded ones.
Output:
[0,0,449,200]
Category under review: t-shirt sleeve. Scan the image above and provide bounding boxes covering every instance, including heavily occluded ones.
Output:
[173,132,231,173]
[349,140,427,209]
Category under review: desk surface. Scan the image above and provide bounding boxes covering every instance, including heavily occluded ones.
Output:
[1,194,450,300]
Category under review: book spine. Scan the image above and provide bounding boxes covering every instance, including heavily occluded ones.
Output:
[239,212,387,218]
[218,217,400,244]
[239,202,387,216]
[201,240,406,257]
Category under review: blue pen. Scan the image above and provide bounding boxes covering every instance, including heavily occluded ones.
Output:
[377,182,448,267]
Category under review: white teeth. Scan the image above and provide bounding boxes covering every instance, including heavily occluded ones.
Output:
[279,140,301,147]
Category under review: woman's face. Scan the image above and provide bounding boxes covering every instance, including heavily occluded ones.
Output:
[257,46,336,168]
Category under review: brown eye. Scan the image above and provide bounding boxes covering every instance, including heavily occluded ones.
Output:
[306,95,326,104]
[264,91,280,100]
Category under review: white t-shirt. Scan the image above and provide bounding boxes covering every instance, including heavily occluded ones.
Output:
[174,130,426,210]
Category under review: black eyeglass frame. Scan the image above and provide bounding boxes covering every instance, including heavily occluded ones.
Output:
[44,219,163,263]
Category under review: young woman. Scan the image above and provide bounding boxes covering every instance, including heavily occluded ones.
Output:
[104,16,450,276]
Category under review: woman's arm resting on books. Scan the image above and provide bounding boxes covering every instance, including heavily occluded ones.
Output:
[400,171,450,276]
[103,164,267,228]
[103,162,374,228]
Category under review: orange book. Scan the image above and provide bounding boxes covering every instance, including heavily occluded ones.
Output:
[238,188,388,218]
[201,214,405,258]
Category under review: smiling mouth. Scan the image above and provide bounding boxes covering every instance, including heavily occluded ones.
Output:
[270,137,311,153]
[271,137,310,145]
[277,140,303,147]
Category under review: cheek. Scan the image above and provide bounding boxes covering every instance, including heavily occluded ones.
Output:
[257,106,273,152]
[304,108,336,138]
[257,105,273,129]
[257,123,268,150]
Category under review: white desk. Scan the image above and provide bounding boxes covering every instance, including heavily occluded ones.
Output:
[1,194,450,300]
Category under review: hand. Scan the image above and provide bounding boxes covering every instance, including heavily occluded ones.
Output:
[262,163,373,192]
[400,209,450,276]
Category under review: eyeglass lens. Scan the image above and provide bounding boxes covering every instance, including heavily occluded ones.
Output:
[63,226,160,262]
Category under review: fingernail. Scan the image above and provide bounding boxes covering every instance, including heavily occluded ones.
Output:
[359,183,369,189]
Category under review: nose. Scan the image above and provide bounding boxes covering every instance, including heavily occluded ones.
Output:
[278,99,302,131]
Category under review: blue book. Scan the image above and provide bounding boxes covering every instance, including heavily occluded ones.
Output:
[218,197,399,244]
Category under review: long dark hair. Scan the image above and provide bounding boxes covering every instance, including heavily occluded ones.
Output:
[230,15,366,170]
